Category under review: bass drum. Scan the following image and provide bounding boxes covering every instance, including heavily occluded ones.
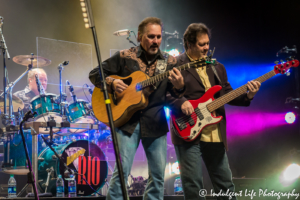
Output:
[37,140,108,196]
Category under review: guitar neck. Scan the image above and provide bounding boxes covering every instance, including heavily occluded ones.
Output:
[207,70,277,112]
[138,62,194,89]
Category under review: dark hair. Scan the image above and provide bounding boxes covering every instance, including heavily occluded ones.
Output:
[183,23,211,50]
[138,17,163,42]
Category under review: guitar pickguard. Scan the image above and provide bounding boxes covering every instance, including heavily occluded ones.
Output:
[189,99,222,140]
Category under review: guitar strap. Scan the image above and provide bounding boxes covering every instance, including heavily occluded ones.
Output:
[210,62,223,87]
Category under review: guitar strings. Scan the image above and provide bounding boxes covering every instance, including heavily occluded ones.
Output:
[175,70,277,125]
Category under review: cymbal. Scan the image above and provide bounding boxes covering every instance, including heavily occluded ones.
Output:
[0,91,24,112]
[12,55,51,67]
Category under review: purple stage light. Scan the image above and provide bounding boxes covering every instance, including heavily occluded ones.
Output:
[226,111,287,136]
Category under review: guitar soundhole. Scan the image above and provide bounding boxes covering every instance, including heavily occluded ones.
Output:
[123,77,132,86]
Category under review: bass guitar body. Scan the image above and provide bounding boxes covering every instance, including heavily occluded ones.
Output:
[92,71,150,127]
[171,86,223,142]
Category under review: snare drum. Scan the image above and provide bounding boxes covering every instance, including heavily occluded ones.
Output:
[38,140,108,196]
[30,93,62,134]
[66,100,95,133]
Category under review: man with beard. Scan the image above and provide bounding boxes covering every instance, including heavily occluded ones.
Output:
[14,68,48,112]
[89,17,185,200]
[167,23,261,200]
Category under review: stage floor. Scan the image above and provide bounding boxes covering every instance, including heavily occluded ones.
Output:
[5,196,217,200]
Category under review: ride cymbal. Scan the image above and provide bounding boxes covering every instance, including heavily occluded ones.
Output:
[12,55,51,67]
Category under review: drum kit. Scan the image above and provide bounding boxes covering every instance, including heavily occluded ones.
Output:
[0,54,113,196]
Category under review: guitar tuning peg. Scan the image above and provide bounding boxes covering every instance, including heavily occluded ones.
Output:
[274,61,279,64]
[286,57,290,61]
[280,59,284,63]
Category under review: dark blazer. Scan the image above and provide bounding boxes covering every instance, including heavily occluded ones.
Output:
[167,53,251,150]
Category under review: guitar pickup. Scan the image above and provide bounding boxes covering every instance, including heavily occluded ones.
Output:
[195,108,204,120]
[175,119,187,131]
[188,116,195,126]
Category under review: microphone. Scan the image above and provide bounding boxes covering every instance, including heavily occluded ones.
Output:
[86,84,93,96]
[276,45,297,57]
[66,80,77,102]
[35,74,45,95]
[113,29,130,36]
[35,74,40,93]
[58,61,69,66]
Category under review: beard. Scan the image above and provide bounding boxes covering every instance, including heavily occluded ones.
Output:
[148,44,159,55]
[148,48,158,55]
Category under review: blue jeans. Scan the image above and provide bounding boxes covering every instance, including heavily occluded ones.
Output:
[106,123,167,200]
[175,142,236,200]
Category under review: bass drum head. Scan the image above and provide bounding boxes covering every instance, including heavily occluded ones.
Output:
[38,140,108,196]
[34,112,62,134]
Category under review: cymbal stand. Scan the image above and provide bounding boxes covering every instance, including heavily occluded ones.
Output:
[126,31,137,47]
[2,63,33,125]
[0,19,10,124]
[57,62,69,122]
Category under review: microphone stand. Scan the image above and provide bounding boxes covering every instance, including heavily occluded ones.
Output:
[19,111,39,200]
[83,1,128,199]
[126,32,137,47]
[0,21,10,125]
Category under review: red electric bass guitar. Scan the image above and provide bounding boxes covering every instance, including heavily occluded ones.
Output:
[171,59,299,142]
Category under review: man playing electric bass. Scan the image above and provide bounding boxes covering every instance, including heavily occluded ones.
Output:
[167,23,261,200]
[89,17,185,200]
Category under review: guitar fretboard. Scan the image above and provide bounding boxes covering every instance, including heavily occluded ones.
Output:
[207,70,276,112]
[136,60,207,90]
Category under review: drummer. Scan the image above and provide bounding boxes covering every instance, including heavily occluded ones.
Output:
[14,68,48,112]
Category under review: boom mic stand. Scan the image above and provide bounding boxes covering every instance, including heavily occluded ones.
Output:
[81,1,128,199]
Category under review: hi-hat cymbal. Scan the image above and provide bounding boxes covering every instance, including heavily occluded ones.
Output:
[0,91,24,112]
[12,55,51,67]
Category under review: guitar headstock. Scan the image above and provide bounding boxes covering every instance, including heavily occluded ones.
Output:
[274,58,299,74]
[190,57,216,68]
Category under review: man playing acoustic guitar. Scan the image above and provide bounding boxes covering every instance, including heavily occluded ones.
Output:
[167,23,261,200]
[89,17,185,200]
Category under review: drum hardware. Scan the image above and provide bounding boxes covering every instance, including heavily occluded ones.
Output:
[57,61,69,116]
[47,116,56,145]
[0,59,30,125]
[43,167,54,193]
[24,121,100,186]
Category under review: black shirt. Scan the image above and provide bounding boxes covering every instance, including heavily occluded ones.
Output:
[14,86,37,113]
[89,45,184,137]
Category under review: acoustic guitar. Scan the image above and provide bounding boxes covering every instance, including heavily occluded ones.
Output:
[92,57,215,127]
